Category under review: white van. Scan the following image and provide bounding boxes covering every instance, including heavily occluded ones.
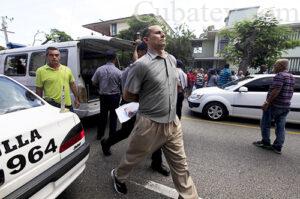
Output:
[0,36,134,118]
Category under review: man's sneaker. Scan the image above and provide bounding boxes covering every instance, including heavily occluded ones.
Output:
[272,146,282,154]
[253,141,272,149]
[111,169,127,194]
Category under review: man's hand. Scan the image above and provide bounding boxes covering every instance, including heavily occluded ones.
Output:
[74,98,80,108]
[123,90,139,102]
[262,101,269,112]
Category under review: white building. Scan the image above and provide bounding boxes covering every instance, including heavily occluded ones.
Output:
[82,14,173,37]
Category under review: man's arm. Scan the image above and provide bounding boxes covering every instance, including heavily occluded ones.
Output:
[36,87,43,98]
[132,45,139,62]
[70,82,80,108]
[123,89,139,102]
[262,87,281,111]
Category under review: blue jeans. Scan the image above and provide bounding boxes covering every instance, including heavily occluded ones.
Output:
[260,106,289,149]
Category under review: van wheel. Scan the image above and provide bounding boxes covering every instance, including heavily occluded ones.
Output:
[203,102,227,120]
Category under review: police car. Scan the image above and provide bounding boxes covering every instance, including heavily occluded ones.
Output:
[0,75,90,198]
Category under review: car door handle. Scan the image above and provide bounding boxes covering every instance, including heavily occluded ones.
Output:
[0,169,4,186]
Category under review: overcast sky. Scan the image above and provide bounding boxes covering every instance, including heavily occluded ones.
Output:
[1,0,299,47]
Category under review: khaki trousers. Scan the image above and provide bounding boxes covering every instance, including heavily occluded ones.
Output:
[115,114,199,199]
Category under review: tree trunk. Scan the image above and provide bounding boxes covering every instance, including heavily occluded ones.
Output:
[238,59,250,75]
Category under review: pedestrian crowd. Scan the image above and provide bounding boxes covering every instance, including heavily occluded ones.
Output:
[35,25,295,199]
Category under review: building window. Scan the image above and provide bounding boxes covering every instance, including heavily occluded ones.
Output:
[218,38,229,52]
[193,47,202,54]
[111,23,117,36]
[288,58,300,73]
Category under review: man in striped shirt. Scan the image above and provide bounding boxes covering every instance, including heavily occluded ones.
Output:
[253,59,295,154]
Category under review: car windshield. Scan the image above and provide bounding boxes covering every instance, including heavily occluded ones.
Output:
[220,76,254,89]
[0,76,44,115]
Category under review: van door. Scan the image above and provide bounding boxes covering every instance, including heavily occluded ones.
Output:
[78,37,134,102]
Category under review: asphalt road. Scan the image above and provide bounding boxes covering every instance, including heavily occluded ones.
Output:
[58,101,300,199]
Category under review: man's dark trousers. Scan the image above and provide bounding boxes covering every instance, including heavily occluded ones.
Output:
[97,94,120,139]
[176,92,185,120]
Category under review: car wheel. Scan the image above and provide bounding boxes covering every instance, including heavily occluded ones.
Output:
[203,102,227,120]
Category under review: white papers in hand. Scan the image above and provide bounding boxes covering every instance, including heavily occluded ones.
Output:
[115,102,139,123]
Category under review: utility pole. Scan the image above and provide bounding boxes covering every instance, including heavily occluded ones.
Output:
[0,16,14,46]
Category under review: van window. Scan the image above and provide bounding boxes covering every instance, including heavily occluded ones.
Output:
[29,49,68,76]
[4,54,28,76]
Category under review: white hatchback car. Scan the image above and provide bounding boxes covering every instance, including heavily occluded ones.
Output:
[188,74,300,124]
[0,75,90,198]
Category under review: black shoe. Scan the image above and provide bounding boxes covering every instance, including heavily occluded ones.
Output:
[253,141,272,149]
[111,169,127,194]
[272,146,282,154]
[101,139,112,156]
[151,164,170,176]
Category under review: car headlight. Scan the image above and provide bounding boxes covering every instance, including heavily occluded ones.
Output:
[189,93,203,100]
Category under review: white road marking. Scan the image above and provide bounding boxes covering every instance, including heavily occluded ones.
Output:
[131,180,202,199]
[131,180,178,198]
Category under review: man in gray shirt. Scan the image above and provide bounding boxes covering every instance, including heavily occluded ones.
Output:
[110,25,199,199]
[92,50,121,140]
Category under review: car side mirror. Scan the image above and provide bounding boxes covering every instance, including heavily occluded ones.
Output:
[238,86,248,92]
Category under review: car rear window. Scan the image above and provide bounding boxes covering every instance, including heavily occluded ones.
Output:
[0,76,44,115]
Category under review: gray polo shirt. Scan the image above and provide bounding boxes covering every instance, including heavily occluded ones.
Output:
[91,62,122,95]
[125,50,178,123]
[121,65,131,92]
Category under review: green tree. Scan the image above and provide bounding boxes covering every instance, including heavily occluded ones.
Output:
[118,15,195,68]
[117,15,166,41]
[117,15,166,66]
[0,45,5,50]
[166,24,196,66]
[42,29,73,44]
[220,11,300,73]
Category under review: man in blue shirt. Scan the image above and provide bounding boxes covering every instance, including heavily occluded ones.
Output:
[218,63,231,86]
[92,50,122,140]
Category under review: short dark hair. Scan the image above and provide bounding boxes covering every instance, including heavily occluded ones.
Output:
[46,46,59,55]
[224,63,230,68]
[105,50,117,61]
[176,59,184,68]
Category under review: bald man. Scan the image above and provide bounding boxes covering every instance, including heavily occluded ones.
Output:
[253,59,295,154]
[110,25,199,199]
